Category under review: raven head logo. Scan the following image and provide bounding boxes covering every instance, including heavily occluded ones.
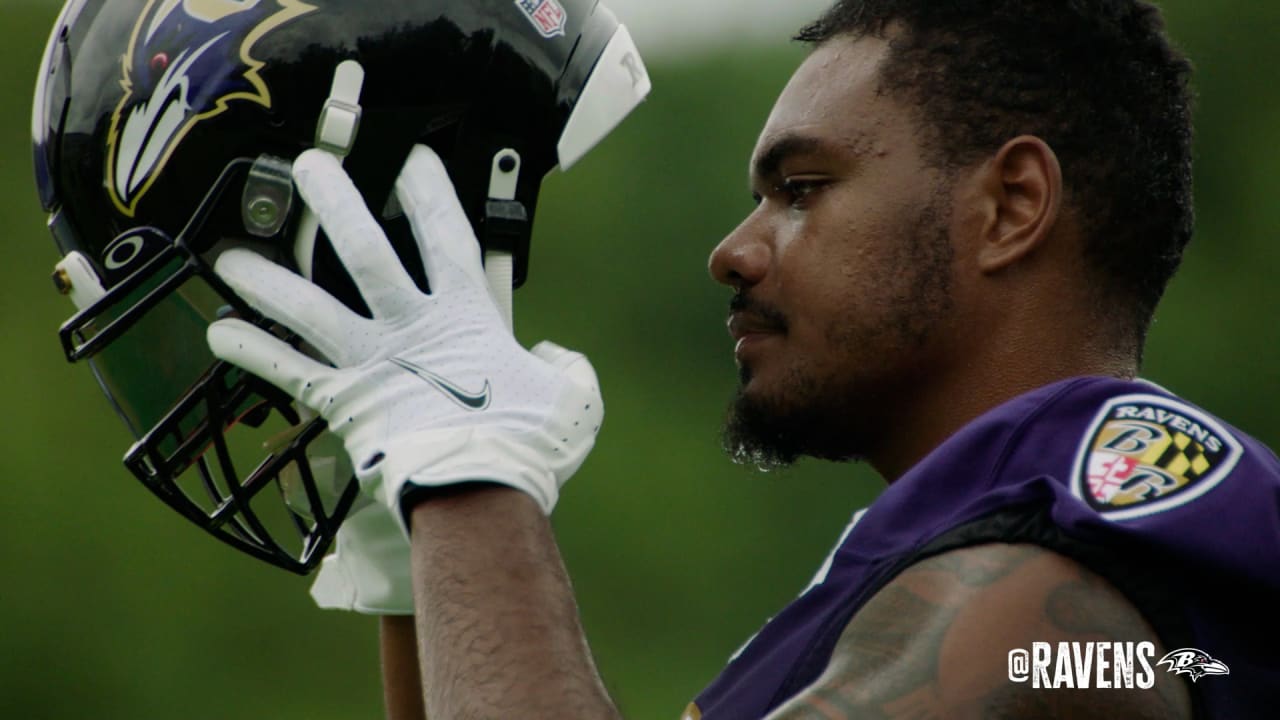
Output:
[106,0,316,218]
[1157,648,1230,682]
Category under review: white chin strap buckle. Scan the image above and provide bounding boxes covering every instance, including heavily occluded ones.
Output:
[296,60,366,278]
[483,149,523,331]
[52,251,107,311]
[315,60,364,158]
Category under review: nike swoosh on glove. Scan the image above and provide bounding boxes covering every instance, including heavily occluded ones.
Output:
[207,146,603,540]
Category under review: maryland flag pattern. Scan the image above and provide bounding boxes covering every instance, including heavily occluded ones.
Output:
[1073,394,1243,520]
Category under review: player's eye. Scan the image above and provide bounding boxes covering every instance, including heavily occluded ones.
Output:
[775,178,826,208]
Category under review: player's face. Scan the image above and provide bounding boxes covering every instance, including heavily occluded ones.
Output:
[710,34,959,468]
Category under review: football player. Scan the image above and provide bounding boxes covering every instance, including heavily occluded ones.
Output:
[37,1,1280,720]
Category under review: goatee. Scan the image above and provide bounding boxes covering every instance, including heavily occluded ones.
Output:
[722,366,859,471]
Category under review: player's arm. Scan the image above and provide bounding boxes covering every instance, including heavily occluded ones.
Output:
[766,544,1192,720]
[381,616,428,720]
[406,484,621,720]
[208,147,615,720]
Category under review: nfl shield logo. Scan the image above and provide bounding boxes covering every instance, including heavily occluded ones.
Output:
[514,0,568,38]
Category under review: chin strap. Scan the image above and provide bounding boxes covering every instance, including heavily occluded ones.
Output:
[484,148,523,331]
[280,60,368,529]
[296,60,366,280]
[293,60,523,334]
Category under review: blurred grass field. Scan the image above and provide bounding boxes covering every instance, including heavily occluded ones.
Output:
[1,1,1278,718]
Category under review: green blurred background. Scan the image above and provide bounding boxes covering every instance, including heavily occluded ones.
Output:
[1,1,1277,717]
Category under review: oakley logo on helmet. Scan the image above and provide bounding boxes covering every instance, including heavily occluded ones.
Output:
[99,227,171,284]
[102,233,149,271]
[105,0,316,218]
[514,0,567,39]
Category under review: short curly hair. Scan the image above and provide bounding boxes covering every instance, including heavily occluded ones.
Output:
[797,0,1194,357]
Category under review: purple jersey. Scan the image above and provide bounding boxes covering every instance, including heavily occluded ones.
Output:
[688,377,1280,719]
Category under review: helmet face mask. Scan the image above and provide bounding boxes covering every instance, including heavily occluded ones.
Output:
[57,157,359,572]
[36,0,649,573]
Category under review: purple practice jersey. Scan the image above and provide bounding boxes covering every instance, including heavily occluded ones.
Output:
[687,377,1280,720]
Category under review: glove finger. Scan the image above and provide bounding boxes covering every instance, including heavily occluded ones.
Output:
[532,340,601,393]
[215,248,366,367]
[395,145,490,296]
[293,149,419,318]
[208,318,334,407]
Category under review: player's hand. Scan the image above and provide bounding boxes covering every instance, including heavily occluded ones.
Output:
[207,146,603,535]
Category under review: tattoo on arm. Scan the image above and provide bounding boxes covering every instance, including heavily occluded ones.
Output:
[1041,568,1191,718]
[768,544,1190,720]
[922,543,1041,587]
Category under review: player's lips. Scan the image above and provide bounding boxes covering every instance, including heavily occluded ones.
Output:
[728,313,784,359]
[727,313,784,341]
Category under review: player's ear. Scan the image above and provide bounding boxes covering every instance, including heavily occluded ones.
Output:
[972,135,1063,274]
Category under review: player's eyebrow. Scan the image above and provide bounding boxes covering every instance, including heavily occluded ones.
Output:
[751,132,866,186]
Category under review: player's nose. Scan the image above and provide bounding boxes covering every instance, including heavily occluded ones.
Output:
[709,213,771,289]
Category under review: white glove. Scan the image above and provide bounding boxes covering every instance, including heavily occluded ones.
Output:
[207,146,603,538]
[279,430,412,614]
[310,501,415,614]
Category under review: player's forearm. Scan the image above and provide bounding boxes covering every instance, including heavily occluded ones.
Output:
[408,485,621,720]
[381,615,428,720]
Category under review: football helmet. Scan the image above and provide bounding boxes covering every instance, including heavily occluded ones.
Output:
[33,0,649,573]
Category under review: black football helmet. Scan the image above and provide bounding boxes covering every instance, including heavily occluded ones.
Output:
[34,0,650,573]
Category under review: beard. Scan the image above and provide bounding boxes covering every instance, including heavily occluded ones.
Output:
[721,196,955,471]
[723,363,840,470]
